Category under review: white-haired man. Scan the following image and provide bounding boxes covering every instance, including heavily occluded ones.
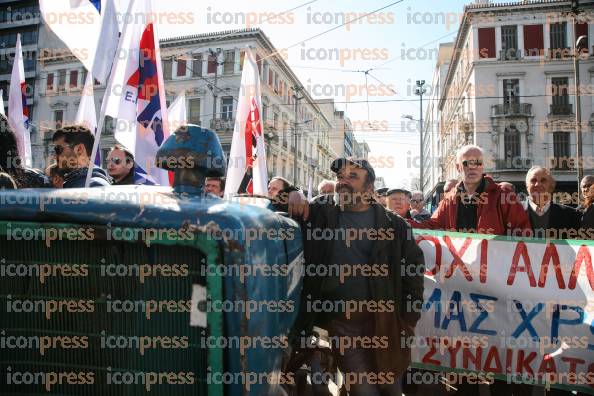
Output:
[317,179,336,195]
[523,166,580,239]
[410,145,530,235]
[410,190,430,220]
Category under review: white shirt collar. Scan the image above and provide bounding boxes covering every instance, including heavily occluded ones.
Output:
[528,199,551,215]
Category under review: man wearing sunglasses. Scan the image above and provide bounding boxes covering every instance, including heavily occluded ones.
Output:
[410,145,530,235]
[409,191,430,221]
[52,126,112,188]
[107,145,135,185]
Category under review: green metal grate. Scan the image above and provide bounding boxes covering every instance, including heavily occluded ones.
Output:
[0,221,223,396]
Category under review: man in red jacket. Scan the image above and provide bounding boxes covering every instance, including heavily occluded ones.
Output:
[408,144,530,395]
[410,145,530,236]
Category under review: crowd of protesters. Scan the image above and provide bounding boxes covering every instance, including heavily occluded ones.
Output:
[3,113,594,395]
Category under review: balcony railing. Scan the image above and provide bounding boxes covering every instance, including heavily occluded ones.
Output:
[549,47,571,60]
[496,157,532,170]
[491,103,532,117]
[210,118,235,131]
[499,49,521,61]
[549,103,573,116]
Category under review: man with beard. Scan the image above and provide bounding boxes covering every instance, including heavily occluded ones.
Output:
[52,125,112,188]
[287,157,424,396]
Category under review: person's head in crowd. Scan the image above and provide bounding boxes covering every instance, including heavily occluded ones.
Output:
[443,179,458,195]
[317,179,335,195]
[107,145,135,185]
[0,115,50,188]
[205,176,225,197]
[45,163,65,189]
[375,187,389,207]
[331,157,376,208]
[52,125,95,171]
[584,184,594,209]
[268,176,292,199]
[0,115,22,175]
[526,166,555,207]
[499,182,516,193]
[580,175,594,201]
[0,172,16,189]
[387,187,411,218]
[456,145,484,191]
[410,190,425,212]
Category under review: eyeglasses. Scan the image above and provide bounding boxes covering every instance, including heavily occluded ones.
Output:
[411,199,423,203]
[109,157,123,165]
[462,159,483,168]
[53,144,74,156]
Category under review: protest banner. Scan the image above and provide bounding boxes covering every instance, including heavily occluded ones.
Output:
[412,230,594,394]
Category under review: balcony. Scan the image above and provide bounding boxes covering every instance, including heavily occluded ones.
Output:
[549,103,573,116]
[496,157,532,170]
[549,47,571,60]
[491,103,532,117]
[499,49,521,61]
[210,118,235,131]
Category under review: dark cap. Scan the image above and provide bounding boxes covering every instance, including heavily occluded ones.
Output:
[375,187,389,196]
[330,157,376,183]
[387,187,412,198]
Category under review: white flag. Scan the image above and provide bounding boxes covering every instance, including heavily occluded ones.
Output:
[224,48,268,196]
[307,173,313,201]
[8,34,31,166]
[167,93,187,132]
[0,90,5,116]
[101,0,170,186]
[39,0,119,84]
[75,73,97,133]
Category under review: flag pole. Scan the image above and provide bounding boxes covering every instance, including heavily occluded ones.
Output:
[84,0,134,187]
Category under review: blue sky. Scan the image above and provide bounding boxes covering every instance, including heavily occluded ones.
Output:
[150,0,471,187]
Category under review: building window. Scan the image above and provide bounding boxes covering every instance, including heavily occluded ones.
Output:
[240,50,246,70]
[176,58,187,77]
[550,22,567,57]
[221,97,233,120]
[504,125,520,161]
[503,79,520,107]
[54,110,64,129]
[478,27,496,58]
[58,70,67,91]
[262,61,269,82]
[69,70,79,89]
[524,24,544,56]
[551,77,571,115]
[223,50,235,75]
[24,51,36,72]
[207,54,217,74]
[46,73,55,91]
[271,155,276,174]
[192,53,202,77]
[576,23,589,53]
[268,70,273,87]
[187,98,200,125]
[163,58,172,80]
[553,132,570,170]
[500,25,518,60]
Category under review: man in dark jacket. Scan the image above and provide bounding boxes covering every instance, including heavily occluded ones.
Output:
[268,176,300,212]
[523,166,581,239]
[52,126,112,188]
[288,157,424,396]
[106,145,135,185]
